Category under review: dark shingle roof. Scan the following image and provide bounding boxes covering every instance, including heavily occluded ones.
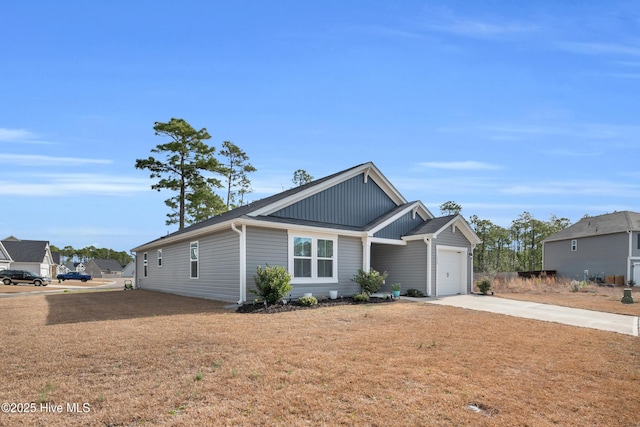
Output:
[1,239,48,263]
[138,163,369,247]
[544,211,640,242]
[405,214,457,236]
[90,259,124,272]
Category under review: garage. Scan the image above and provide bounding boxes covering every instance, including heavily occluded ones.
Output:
[437,246,467,296]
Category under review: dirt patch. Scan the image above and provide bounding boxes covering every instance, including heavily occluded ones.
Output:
[0,290,638,426]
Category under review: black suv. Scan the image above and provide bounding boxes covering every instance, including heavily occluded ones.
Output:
[1,270,51,286]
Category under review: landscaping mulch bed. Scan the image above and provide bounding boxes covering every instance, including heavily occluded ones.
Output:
[236,295,396,313]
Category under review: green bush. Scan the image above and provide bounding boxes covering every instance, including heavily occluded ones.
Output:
[353,293,370,303]
[476,279,492,295]
[391,283,401,292]
[351,269,387,295]
[252,265,292,305]
[406,288,425,297]
[298,295,318,306]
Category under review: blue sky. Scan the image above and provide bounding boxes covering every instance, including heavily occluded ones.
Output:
[1,1,639,253]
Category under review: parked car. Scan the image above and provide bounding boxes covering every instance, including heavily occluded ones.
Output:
[1,269,51,286]
[56,271,92,282]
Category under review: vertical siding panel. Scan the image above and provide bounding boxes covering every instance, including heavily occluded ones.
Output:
[270,174,397,227]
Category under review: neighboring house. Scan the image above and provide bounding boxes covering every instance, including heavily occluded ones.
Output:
[64,262,86,273]
[132,162,481,303]
[1,236,55,278]
[122,261,135,277]
[0,241,12,271]
[542,211,640,284]
[85,259,123,278]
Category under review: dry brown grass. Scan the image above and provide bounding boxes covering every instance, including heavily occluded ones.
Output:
[485,276,640,316]
[0,290,638,426]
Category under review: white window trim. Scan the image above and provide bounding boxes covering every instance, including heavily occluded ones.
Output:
[157,249,163,267]
[287,231,338,284]
[143,252,148,277]
[190,241,199,279]
[571,239,577,252]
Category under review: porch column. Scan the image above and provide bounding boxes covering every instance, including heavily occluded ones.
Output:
[424,237,431,297]
[362,237,371,272]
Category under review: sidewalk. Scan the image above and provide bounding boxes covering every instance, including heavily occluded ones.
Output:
[410,294,639,337]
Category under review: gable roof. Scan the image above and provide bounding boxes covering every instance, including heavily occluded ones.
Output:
[1,239,49,263]
[89,259,124,272]
[405,214,482,245]
[133,162,435,252]
[543,211,640,243]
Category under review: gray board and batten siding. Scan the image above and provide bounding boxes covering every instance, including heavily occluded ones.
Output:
[269,174,397,227]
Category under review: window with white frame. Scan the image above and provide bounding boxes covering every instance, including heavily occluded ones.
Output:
[143,252,148,277]
[190,241,199,279]
[157,249,162,267]
[288,232,337,283]
[571,239,577,251]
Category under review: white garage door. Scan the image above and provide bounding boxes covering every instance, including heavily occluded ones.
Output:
[437,248,466,296]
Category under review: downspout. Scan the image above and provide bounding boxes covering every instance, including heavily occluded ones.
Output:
[424,237,432,297]
[231,223,246,304]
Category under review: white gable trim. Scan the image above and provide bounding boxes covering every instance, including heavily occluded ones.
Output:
[248,162,408,217]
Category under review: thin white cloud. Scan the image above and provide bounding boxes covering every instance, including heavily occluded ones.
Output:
[501,180,640,198]
[0,128,38,142]
[1,153,112,166]
[428,19,538,37]
[0,173,149,196]
[418,161,501,170]
[558,42,640,56]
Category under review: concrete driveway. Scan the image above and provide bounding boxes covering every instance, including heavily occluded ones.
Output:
[417,294,639,337]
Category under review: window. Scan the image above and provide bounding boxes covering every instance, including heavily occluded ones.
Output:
[637,234,640,250]
[571,239,577,252]
[289,232,337,283]
[143,252,148,277]
[190,241,199,279]
[157,249,163,267]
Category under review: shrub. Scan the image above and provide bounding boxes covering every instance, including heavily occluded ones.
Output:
[476,279,492,295]
[353,293,370,303]
[298,295,318,306]
[351,269,387,295]
[252,265,292,305]
[391,283,401,292]
[406,288,425,297]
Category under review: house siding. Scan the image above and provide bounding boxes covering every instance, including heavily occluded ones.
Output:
[371,240,427,294]
[544,233,629,280]
[632,232,640,257]
[269,174,397,227]
[138,229,240,301]
[245,226,288,297]
[374,212,425,239]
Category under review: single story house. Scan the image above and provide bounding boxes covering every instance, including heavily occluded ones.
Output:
[1,236,56,278]
[542,211,640,284]
[84,258,123,278]
[132,162,481,303]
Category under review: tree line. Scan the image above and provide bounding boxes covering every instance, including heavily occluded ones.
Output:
[441,201,571,273]
[51,245,133,266]
[135,118,315,231]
